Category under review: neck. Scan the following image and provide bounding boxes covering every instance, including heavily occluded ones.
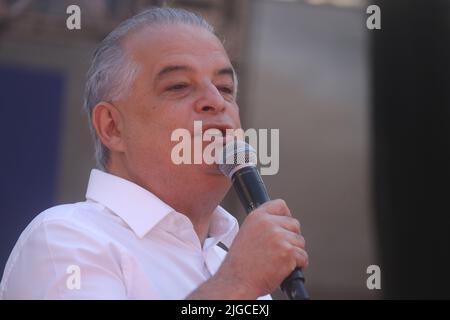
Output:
[108,160,231,244]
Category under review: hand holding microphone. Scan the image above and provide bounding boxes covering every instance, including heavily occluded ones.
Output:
[216,140,309,300]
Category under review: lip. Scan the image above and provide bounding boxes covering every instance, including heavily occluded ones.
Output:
[200,123,237,147]
[202,123,234,136]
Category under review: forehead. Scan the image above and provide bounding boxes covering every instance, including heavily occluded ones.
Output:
[124,23,232,76]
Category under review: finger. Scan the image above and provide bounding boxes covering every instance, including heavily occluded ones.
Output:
[283,231,306,249]
[259,199,291,217]
[269,215,301,234]
[294,247,309,269]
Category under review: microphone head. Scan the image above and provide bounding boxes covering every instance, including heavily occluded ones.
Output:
[217,140,257,178]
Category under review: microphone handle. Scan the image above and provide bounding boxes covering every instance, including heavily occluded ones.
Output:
[231,166,310,300]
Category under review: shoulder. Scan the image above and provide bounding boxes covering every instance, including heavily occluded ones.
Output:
[19,201,119,243]
[0,201,127,299]
[9,200,127,259]
[34,201,105,226]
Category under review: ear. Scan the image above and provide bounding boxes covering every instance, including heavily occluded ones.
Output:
[91,102,126,154]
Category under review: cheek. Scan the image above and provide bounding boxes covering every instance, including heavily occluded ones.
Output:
[229,104,242,127]
[126,129,173,168]
[125,114,186,163]
[235,113,242,127]
[124,95,198,154]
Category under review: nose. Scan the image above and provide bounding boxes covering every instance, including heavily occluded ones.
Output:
[194,83,226,114]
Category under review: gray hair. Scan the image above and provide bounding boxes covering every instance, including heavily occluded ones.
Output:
[84,7,215,171]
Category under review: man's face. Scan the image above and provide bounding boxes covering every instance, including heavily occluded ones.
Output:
[114,23,241,185]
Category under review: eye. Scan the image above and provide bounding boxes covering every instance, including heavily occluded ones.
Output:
[167,83,188,91]
[218,86,234,95]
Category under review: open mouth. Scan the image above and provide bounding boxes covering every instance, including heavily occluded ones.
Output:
[189,121,238,147]
[202,124,234,142]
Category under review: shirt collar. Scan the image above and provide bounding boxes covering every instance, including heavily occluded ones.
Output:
[86,169,175,239]
[208,206,239,248]
[85,169,239,245]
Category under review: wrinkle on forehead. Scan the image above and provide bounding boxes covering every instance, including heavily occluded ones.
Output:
[122,23,228,67]
[119,23,234,96]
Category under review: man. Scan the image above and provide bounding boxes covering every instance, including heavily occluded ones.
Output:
[0,7,308,299]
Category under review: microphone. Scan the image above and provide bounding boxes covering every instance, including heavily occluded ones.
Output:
[217,140,310,300]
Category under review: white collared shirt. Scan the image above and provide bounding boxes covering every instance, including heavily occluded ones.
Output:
[0,169,271,300]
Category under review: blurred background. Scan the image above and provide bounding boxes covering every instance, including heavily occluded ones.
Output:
[0,0,449,299]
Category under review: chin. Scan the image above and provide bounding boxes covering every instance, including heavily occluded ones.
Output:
[198,164,229,180]
[202,164,224,176]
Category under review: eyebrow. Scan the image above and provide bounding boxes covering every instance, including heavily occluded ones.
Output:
[156,65,193,81]
[216,67,236,83]
[155,65,236,83]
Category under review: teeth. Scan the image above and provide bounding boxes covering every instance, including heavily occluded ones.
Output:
[204,129,224,136]
[204,134,223,139]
